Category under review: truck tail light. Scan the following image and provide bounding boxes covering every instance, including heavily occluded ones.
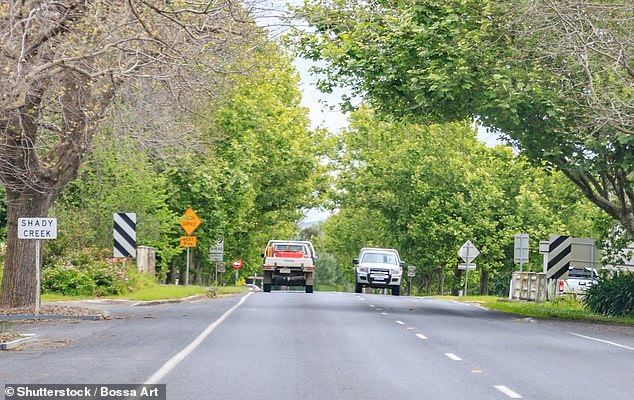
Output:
[558,280,565,293]
[303,267,314,272]
[263,266,275,271]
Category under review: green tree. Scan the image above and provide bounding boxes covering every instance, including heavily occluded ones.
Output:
[162,45,320,284]
[53,132,180,275]
[291,0,634,237]
[321,109,610,295]
[0,1,259,307]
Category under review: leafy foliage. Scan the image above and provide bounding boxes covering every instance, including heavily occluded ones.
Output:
[321,109,610,295]
[53,133,180,276]
[42,249,130,296]
[584,271,634,317]
[290,0,634,237]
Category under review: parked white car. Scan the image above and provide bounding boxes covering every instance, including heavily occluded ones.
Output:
[557,267,598,296]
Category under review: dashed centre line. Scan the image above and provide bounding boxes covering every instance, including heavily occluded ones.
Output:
[494,385,523,399]
[366,297,524,400]
[445,353,462,361]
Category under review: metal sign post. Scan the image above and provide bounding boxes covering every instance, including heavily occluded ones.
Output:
[232,260,243,286]
[179,208,201,286]
[35,239,41,315]
[18,217,58,315]
[458,240,480,297]
[514,234,530,272]
[407,266,416,296]
[186,247,190,286]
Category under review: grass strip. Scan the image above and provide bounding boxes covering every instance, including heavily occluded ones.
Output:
[431,295,634,325]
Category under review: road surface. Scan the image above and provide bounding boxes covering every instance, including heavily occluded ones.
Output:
[2,292,633,399]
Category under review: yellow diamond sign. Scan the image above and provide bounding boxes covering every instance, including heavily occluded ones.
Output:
[180,208,201,235]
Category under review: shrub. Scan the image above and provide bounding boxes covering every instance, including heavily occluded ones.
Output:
[42,265,97,296]
[42,248,140,296]
[584,271,634,317]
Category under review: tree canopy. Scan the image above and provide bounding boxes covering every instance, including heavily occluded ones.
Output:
[290,0,634,238]
[321,108,610,295]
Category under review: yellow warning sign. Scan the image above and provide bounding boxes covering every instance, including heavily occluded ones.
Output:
[180,236,197,247]
[180,208,201,235]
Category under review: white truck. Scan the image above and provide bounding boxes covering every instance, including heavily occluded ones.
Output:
[557,266,598,296]
[262,240,317,293]
[353,247,405,296]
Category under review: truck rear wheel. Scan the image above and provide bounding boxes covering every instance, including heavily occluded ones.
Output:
[305,285,313,293]
[355,283,362,293]
[263,283,272,293]
[391,285,400,296]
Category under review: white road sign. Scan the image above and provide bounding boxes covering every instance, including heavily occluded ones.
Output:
[458,263,477,271]
[210,237,224,262]
[514,234,529,263]
[458,240,480,264]
[18,218,57,239]
[210,237,224,253]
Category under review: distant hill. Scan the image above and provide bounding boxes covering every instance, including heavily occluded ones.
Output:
[298,218,326,230]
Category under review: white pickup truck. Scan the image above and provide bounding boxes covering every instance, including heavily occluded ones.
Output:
[557,267,598,296]
[262,240,317,293]
[354,247,405,296]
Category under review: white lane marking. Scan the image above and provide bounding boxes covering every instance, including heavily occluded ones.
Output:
[449,300,487,310]
[416,333,428,340]
[369,304,375,308]
[396,320,405,325]
[494,385,523,399]
[445,353,462,361]
[145,292,253,384]
[381,312,388,315]
[568,332,634,351]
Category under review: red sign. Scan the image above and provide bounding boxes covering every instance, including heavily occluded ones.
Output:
[232,260,243,269]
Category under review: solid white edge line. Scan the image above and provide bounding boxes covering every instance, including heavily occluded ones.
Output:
[494,385,523,399]
[416,333,427,340]
[568,332,634,351]
[145,292,253,384]
[444,353,462,361]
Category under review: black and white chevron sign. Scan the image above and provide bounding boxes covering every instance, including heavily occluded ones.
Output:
[114,213,136,258]
[547,235,571,280]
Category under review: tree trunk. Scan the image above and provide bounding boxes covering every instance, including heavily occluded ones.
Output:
[438,270,445,295]
[1,188,56,308]
[480,269,489,296]
[452,266,462,296]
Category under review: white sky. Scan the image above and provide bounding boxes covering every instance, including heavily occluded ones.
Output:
[259,0,502,148]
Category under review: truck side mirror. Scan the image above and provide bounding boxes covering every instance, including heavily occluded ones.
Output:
[399,261,406,268]
[353,258,359,265]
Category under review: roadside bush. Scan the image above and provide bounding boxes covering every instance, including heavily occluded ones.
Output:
[42,248,137,296]
[42,265,97,296]
[584,271,634,317]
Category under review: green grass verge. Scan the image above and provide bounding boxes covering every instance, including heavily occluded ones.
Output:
[432,295,634,325]
[42,284,250,302]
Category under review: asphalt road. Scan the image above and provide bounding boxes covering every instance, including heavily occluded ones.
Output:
[2,292,634,400]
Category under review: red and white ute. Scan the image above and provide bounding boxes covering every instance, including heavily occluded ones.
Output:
[262,240,317,293]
